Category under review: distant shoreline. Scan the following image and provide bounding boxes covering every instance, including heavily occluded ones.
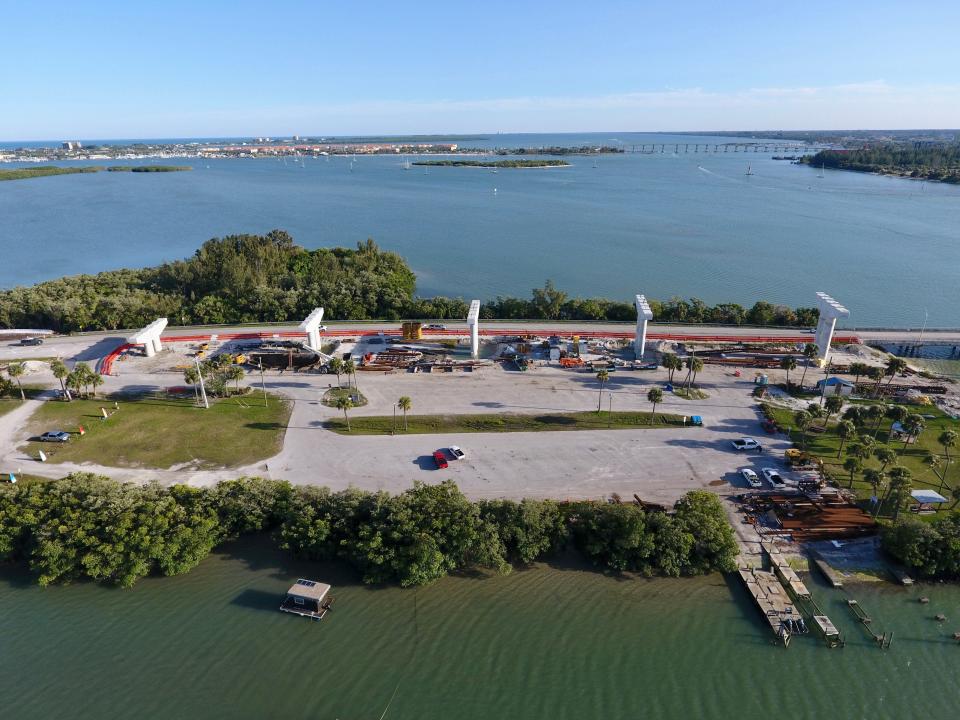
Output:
[412,159,570,169]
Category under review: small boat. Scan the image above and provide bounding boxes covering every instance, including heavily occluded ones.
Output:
[745,164,754,176]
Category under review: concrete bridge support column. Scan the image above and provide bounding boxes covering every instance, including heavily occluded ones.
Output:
[814,293,850,364]
[634,295,653,359]
[467,300,480,359]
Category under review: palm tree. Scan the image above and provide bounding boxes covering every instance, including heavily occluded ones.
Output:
[883,404,907,440]
[398,396,412,431]
[227,365,245,393]
[835,419,856,457]
[885,357,908,388]
[842,405,864,427]
[823,394,843,428]
[780,356,797,389]
[89,372,104,398]
[868,366,885,398]
[342,359,356,388]
[5,361,26,400]
[806,402,823,417]
[938,429,956,472]
[848,362,868,389]
[900,414,925,452]
[843,456,863,488]
[863,468,883,499]
[886,466,913,521]
[335,395,354,431]
[50,359,70,400]
[328,357,344,386]
[647,387,663,424]
[863,404,884,438]
[66,369,84,399]
[183,366,201,405]
[856,434,875,457]
[595,369,609,412]
[794,409,812,449]
[683,356,704,389]
[662,353,681,383]
[799,343,818,390]
[950,485,960,511]
[874,446,897,473]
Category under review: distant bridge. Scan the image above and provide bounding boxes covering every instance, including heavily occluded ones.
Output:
[625,143,829,154]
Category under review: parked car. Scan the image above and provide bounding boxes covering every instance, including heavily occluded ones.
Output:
[448,445,465,460]
[740,468,762,488]
[19,337,43,346]
[762,467,786,488]
[731,438,762,452]
[40,430,70,443]
[424,324,447,331]
[432,451,449,469]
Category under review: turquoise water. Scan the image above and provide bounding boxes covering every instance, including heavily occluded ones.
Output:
[2,132,959,326]
[2,538,959,719]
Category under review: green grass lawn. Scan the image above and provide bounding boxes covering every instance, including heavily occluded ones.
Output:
[21,394,291,470]
[765,402,960,514]
[326,410,688,435]
[0,387,47,416]
[321,386,368,407]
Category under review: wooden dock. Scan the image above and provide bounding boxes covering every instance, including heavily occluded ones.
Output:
[738,567,798,647]
[811,553,844,588]
[762,542,843,647]
[762,542,811,600]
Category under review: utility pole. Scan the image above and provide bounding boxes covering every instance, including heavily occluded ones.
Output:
[258,358,267,407]
[608,392,612,428]
[195,356,209,409]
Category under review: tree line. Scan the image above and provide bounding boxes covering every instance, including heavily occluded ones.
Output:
[0,232,819,332]
[0,475,738,588]
[807,145,960,183]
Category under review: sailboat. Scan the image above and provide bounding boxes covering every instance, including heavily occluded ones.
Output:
[817,163,825,179]
[744,164,754,176]
[403,160,411,170]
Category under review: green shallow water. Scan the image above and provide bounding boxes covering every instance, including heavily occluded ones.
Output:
[2,538,959,719]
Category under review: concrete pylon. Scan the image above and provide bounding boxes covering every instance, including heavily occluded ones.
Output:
[127,318,168,358]
[634,295,653,359]
[467,300,481,359]
[298,308,325,349]
[814,293,849,364]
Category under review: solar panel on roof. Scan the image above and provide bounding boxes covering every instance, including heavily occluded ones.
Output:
[296,579,316,587]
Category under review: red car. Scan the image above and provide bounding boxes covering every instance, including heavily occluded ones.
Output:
[432,451,448,469]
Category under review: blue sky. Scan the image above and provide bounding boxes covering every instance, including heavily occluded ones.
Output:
[2,0,959,139]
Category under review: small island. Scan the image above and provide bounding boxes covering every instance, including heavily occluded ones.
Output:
[0,166,102,181]
[0,164,192,181]
[106,165,192,172]
[412,159,570,168]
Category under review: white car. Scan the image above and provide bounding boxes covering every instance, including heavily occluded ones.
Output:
[424,324,448,331]
[762,467,786,488]
[740,468,762,488]
[448,445,465,460]
[731,438,762,452]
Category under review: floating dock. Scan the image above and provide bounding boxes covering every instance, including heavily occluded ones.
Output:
[738,567,797,646]
[762,543,843,647]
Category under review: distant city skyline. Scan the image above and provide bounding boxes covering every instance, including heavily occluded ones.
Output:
[3,0,959,140]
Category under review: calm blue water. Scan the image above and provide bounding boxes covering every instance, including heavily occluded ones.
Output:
[2,132,958,327]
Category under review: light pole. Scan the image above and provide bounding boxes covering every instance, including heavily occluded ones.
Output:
[194,356,209,409]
